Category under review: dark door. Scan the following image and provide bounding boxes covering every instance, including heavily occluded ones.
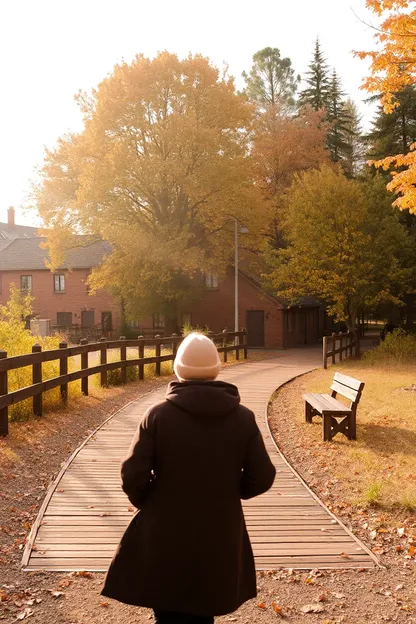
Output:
[81,310,95,328]
[102,311,113,331]
[246,310,265,347]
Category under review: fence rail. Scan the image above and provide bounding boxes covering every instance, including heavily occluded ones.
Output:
[0,330,248,436]
[323,330,360,370]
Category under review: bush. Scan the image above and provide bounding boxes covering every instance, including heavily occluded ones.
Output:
[364,329,416,365]
[0,284,70,421]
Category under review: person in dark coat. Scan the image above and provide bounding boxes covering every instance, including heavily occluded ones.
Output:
[101,332,276,623]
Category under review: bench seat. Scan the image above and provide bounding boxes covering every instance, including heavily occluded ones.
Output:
[303,393,351,415]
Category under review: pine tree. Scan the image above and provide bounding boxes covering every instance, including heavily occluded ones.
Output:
[299,38,331,111]
[366,86,416,161]
[242,47,300,111]
[343,99,364,178]
[327,69,352,165]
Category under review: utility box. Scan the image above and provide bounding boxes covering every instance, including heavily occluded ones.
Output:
[30,319,52,338]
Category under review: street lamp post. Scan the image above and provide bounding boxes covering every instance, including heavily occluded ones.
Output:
[234,218,249,343]
[234,218,239,337]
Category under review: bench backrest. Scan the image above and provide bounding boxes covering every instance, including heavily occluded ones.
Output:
[330,372,365,408]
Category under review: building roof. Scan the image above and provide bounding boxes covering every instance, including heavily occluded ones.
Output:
[239,269,321,309]
[0,237,110,271]
[0,221,38,240]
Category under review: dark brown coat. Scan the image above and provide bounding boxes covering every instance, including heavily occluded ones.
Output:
[101,380,276,616]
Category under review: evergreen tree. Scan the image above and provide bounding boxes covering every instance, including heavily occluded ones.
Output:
[242,47,300,111]
[366,86,416,161]
[299,38,331,111]
[343,99,364,178]
[327,69,352,165]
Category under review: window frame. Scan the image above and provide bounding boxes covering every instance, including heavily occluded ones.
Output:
[153,313,166,330]
[53,273,66,293]
[20,275,33,292]
[57,311,73,327]
[204,272,218,289]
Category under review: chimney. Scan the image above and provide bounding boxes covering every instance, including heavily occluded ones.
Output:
[7,206,15,227]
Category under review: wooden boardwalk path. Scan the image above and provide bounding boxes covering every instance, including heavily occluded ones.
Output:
[22,349,377,571]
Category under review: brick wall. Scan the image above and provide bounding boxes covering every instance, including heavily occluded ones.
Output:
[184,268,286,349]
[0,269,120,332]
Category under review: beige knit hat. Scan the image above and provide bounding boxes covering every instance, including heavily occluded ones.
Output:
[174,333,222,382]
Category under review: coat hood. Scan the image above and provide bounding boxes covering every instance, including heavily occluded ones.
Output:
[166,380,241,418]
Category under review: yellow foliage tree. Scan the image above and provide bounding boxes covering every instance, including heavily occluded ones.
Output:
[33,53,265,321]
[356,0,416,213]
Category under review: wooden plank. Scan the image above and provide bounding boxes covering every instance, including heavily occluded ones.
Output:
[333,372,363,391]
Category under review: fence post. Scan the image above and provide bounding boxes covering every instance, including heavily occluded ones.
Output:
[120,336,127,384]
[0,350,8,436]
[242,328,248,359]
[339,334,343,362]
[222,329,228,363]
[138,336,144,380]
[171,334,178,373]
[100,337,108,387]
[155,335,161,376]
[235,333,240,361]
[59,342,68,403]
[323,335,328,369]
[32,344,42,417]
[331,333,336,366]
[80,338,89,396]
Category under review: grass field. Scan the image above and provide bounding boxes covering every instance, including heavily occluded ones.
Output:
[271,359,416,511]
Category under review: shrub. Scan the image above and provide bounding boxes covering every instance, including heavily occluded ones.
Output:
[364,329,416,365]
[0,284,68,421]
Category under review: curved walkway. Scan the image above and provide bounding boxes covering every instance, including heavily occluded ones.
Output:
[22,348,377,571]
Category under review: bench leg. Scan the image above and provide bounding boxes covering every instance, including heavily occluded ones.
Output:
[348,411,357,440]
[305,402,313,423]
[323,413,333,442]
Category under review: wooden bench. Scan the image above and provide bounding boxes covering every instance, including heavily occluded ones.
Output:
[303,372,365,442]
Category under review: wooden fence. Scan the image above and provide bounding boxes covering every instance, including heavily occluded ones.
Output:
[323,330,360,370]
[0,330,248,436]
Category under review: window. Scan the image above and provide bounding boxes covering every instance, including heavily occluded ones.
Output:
[153,313,165,329]
[204,272,218,288]
[20,275,32,292]
[57,312,73,327]
[54,274,66,292]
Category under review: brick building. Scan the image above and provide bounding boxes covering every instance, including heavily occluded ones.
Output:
[0,208,119,337]
[174,268,321,348]
[0,208,323,348]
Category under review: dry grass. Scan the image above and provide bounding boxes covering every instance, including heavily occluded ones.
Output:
[273,360,416,512]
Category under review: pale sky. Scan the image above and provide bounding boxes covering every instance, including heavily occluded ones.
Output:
[1,0,378,226]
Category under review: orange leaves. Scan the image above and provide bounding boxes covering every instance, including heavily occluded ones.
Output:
[257,602,267,609]
[356,1,416,112]
[271,601,284,616]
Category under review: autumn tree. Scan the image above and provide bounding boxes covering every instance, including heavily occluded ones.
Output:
[299,38,331,111]
[356,0,416,214]
[34,53,265,324]
[252,105,329,248]
[265,165,412,328]
[242,47,300,111]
